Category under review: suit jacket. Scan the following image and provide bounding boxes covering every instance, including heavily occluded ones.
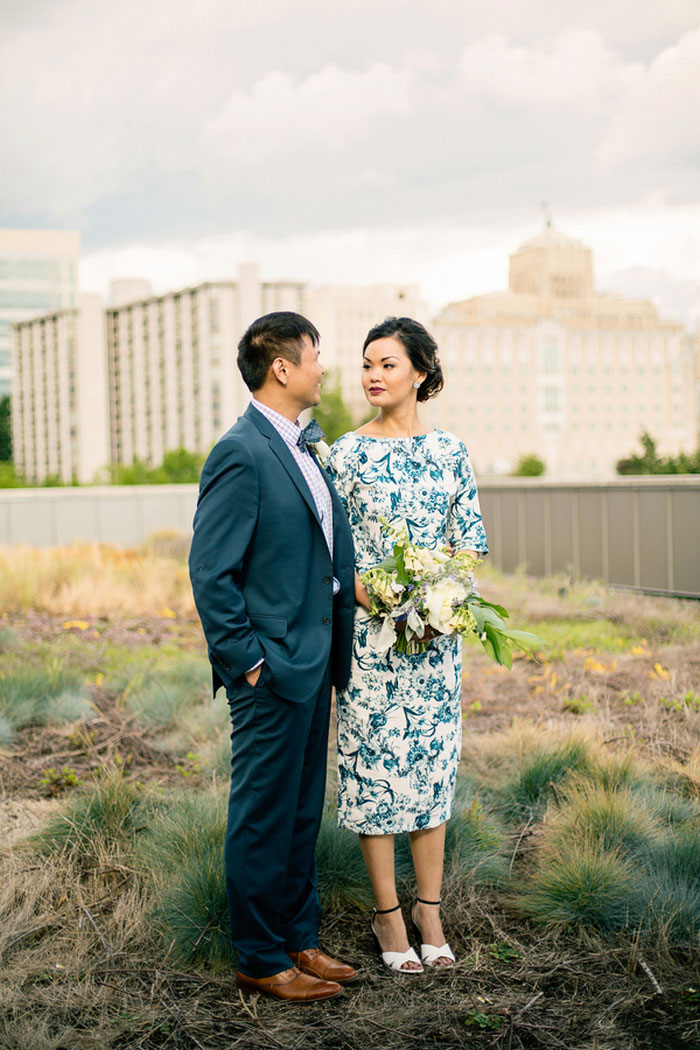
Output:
[189,404,355,703]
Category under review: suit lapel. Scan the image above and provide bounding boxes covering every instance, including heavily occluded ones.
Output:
[245,404,324,531]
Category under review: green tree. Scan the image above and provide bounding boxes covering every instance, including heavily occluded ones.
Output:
[616,431,700,475]
[0,461,26,488]
[312,375,354,444]
[159,447,205,483]
[0,396,11,461]
[616,431,663,475]
[109,447,206,485]
[513,453,545,477]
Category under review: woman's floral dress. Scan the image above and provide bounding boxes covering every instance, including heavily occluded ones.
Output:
[326,431,488,834]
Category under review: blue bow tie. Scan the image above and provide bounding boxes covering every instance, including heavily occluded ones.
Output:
[297,418,325,453]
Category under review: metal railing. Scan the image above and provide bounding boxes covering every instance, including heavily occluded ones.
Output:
[478,476,700,598]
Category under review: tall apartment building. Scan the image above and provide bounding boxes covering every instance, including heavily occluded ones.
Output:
[0,229,80,396]
[428,226,699,477]
[105,266,305,466]
[12,294,109,483]
[305,284,429,420]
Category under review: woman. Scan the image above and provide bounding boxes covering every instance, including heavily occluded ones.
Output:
[326,317,488,974]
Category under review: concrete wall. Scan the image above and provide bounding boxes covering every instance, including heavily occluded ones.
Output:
[1,476,698,597]
[0,485,198,549]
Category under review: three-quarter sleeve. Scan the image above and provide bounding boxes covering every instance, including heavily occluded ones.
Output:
[446,443,489,554]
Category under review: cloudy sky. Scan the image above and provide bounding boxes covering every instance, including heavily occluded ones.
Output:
[2,0,699,323]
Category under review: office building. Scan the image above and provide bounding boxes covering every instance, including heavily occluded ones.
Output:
[0,229,80,396]
[11,294,109,484]
[306,283,429,420]
[428,226,699,477]
[105,265,305,466]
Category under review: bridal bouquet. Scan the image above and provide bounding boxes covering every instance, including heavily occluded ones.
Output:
[361,519,543,666]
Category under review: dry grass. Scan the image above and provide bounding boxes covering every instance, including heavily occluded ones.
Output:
[1,544,700,1048]
[0,542,196,618]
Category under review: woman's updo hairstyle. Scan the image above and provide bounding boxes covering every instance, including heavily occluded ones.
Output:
[363,316,444,402]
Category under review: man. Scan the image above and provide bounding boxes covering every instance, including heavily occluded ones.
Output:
[189,312,357,1002]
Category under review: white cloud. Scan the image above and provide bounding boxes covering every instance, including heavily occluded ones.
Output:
[596,26,700,168]
[201,61,413,168]
[458,30,632,115]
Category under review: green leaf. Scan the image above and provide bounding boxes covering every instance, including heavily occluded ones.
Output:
[503,629,546,652]
[469,595,510,618]
[394,546,410,586]
[480,633,497,662]
[485,623,512,669]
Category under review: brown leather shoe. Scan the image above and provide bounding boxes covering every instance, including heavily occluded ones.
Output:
[288,948,359,984]
[236,966,342,1002]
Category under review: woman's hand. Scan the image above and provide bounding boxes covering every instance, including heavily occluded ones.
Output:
[354,572,371,610]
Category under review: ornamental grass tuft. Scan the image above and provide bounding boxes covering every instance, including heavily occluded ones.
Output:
[32,766,153,863]
[113,655,211,730]
[315,812,373,914]
[543,781,663,858]
[0,665,91,735]
[138,788,231,968]
[638,828,700,945]
[516,842,642,932]
[153,840,232,969]
[495,737,593,821]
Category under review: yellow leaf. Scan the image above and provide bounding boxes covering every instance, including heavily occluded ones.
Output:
[95,673,105,687]
[62,620,90,631]
[654,662,670,680]
[159,607,177,619]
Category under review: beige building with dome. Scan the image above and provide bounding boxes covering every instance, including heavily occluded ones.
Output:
[425,226,699,478]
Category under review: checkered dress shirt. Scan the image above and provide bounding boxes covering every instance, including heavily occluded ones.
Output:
[250,399,335,563]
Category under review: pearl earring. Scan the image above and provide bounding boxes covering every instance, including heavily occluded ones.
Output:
[413,380,421,389]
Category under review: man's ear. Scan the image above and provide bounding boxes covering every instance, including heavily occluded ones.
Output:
[270,357,288,385]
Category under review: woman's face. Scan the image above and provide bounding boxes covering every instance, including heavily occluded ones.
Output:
[361,336,425,410]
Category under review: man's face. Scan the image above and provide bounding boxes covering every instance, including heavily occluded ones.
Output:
[285,335,325,409]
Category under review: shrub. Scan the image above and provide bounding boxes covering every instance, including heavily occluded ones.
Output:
[512,454,545,477]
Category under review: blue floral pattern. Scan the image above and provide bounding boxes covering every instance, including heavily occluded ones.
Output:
[326,430,488,834]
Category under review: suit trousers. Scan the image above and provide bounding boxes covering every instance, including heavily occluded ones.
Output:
[225,662,332,977]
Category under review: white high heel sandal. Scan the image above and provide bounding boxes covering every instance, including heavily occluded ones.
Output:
[411,897,456,967]
[370,904,424,974]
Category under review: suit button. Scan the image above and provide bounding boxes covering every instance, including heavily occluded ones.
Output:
[323,576,332,584]
[322,617,331,625]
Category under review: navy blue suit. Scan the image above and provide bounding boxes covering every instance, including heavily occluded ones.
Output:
[189,404,354,976]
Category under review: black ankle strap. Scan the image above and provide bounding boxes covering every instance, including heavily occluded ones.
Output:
[373,903,401,915]
[417,897,441,906]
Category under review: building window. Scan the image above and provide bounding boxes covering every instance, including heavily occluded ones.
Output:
[544,387,560,412]
[543,343,560,373]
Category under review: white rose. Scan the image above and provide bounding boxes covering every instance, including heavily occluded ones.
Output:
[425,578,470,634]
